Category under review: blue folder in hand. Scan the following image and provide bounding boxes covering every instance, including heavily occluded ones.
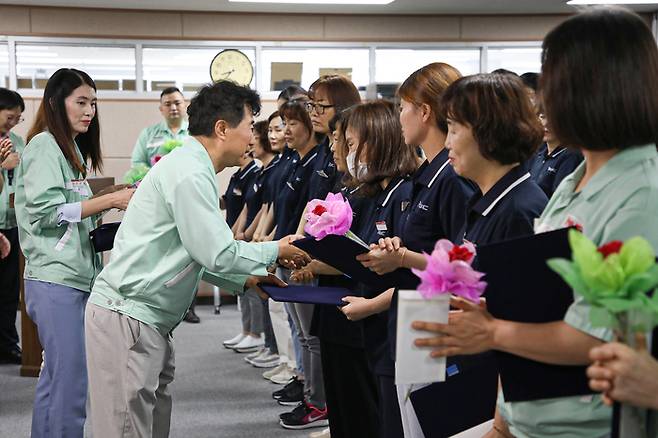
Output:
[293,235,416,292]
[259,284,351,306]
[476,227,594,402]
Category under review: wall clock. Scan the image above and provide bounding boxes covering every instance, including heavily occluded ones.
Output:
[209,49,254,86]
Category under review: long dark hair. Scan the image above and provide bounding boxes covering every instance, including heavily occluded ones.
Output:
[27,68,102,175]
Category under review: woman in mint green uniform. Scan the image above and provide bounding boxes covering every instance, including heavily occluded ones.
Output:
[14,68,134,438]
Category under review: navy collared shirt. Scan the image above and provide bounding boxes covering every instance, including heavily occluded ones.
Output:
[244,157,280,228]
[397,147,475,261]
[308,138,338,201]
[355,177,413,377]
[268,147,296,209]
[529,143,583,198]
[223,160,260,227]
[274,145,321,239]
[458,164,548,248]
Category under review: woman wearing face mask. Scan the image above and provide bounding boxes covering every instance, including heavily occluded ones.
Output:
[0,88,25,364]
[14,68,135,438]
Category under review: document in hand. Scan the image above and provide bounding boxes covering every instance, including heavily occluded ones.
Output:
[293,235,416,292]
[476,227,594,402]
[89,222,121,253]
[259,284,351,306]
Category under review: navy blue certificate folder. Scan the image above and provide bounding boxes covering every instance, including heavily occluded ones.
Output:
[476,227,595,402]
[293,235,415,291]
[259,284,350,306]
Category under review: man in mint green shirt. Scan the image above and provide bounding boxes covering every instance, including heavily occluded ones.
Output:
[86,81,309,437]
[131,86,189,168]
[0,88,25,364]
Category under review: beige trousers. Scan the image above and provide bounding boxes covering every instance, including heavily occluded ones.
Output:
[85,303,175,438]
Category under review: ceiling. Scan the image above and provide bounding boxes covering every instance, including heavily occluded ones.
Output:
[3,0,657,15]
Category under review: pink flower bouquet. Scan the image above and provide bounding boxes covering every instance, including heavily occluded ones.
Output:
[412,240,487,303]
[304,192,367,246]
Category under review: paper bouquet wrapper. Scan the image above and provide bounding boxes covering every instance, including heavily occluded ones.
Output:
[395,290,450,385]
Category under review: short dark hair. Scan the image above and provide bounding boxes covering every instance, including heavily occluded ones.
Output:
[441,73,543,165]
[347,100,419,195]
[27,68,102,175]
[277,85,307,103]
[541,7,658,150]
[520,73,539,92]
[0,88,25,112]
[267,110,281,124]
[253,120,272,154]
[279,100,313,139]
[160,87,182,99]
[187,81,261,136]
[491,68,518,77]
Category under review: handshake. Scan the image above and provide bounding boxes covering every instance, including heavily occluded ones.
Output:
[276,234,311,270]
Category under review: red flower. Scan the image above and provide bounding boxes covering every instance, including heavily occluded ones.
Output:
[312,205,327,216]
[597,241,623,258]
[448,245,474,262]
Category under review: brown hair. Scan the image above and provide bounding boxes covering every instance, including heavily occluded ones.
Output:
[397,62,462,132]
[347,100,418,195]
[279,100,314,141]
[541,7,658,150]
[309,75,361,112]
[27,68,102,175]
[441,73,543,164]
[253,120,272,154]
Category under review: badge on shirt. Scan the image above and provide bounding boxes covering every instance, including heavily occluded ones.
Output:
[401,201,410,212]
[147,137,165,149]
[316,170,329,178]
[65,179,90,197]
[253,183,259,193]
[375,221,388,232]
[232,188,243,196]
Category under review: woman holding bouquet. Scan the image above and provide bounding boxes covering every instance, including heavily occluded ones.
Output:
[14,68,135,438]
[411,7,658,438]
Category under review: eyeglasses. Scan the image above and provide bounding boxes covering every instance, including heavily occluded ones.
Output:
[305,102,334,115]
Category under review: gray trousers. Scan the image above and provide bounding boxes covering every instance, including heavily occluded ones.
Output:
[285,301,325,408]
[85,303,175,438]
[240,289,264,334]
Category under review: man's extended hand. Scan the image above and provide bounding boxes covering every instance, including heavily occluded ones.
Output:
[277,234,311,269]
[245,273,287,300]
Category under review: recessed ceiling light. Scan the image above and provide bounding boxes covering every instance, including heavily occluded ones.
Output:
[567,0,658,4]
[229,0,394,4]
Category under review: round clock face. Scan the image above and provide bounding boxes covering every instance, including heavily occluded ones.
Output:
[209,49,254,87]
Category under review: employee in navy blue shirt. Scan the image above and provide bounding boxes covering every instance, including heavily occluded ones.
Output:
[222,151,259,229]
[529,104,583,198]
[292,108,378,437]
[305,75,361,204]
[409,73,548,437]
[355,63,471,438]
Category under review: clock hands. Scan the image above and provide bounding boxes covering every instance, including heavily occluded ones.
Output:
[220,69,236,78]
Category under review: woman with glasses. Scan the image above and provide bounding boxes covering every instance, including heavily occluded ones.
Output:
[0,88,25,365]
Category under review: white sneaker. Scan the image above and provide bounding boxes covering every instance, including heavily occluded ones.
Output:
[263,362,287,380]
[233,335,264,353]
[309,427,331,438]
[269,365,295,384]
[244,347,267,363]
[222,333,246,349]
[251,352,280,368]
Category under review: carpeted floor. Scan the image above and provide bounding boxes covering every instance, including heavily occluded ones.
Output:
[0,305,312,438]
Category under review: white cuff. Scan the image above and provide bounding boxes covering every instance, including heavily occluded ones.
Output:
[56,202,82,226]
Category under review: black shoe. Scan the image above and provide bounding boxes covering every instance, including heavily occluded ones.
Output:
[273,376,304,406]
[0,348,21,364]
[183,308,200,323]
[279,401,329,430]
[279,401,306,421]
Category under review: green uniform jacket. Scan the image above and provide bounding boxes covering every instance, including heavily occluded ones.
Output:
[131,120,189,168]
[90,137,279,336]
[0,131,25,230]
[15,131,101,292]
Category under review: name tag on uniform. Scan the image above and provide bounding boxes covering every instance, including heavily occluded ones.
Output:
[147,137,165,149]
[375,221,388,232]
[65,179,90,197]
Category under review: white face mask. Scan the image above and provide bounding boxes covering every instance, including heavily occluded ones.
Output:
[346,150,368,179]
